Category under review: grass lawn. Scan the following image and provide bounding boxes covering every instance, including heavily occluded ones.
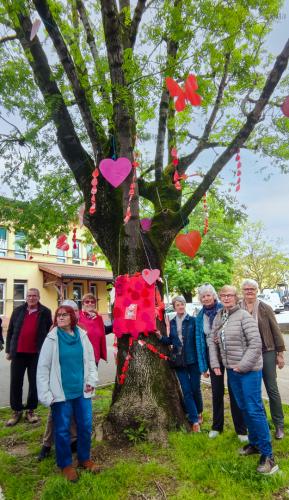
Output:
[0,384,289,499]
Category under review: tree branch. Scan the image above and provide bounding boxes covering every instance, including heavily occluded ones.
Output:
[180,37,289,220]
[33,0,106,159]
[0,34,17,44]
[13,12,93,189]
[178,53,231,173]
[154,39,178,180]
[186,133,258,151]
[75,0,111,105]
[130,0,146,48]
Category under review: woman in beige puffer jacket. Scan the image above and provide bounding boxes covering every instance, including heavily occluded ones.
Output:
[209,285,278,476]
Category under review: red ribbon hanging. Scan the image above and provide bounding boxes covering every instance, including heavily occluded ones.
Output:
[235,149,242,192]
[89,167,99,215]
[203,193,209,235]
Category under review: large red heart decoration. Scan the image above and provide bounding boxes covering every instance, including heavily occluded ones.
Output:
[56,234,69,251]
[99,157,132,188]
[281,96,289,118]
[175,231,202,258]
[142,268,160,285]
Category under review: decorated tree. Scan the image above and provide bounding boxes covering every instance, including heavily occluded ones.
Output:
[1,0,289,440]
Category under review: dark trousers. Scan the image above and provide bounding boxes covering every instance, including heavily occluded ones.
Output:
[176,363,203,424]
[262,351,284,428]
[10,353,39,411]
[228,369,272,457]
[209,364,247,434]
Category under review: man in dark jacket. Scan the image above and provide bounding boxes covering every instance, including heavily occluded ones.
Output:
[5,288,52,426]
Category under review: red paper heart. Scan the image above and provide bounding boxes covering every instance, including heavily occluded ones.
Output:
[281,96,289,117]
[142,269,160,285]
[175,231,202,258]
[56,234,68,249]
[99,157,132,188]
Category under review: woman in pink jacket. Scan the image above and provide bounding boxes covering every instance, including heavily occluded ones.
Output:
[79,293,110,365]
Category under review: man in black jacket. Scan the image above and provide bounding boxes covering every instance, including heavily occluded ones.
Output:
[5,288,52,426]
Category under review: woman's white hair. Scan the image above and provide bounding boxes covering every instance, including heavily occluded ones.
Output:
[197,283,218,301]
[172,295,186,308]
[241,279,258,290]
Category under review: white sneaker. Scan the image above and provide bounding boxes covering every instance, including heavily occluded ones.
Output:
[209,430,220,438]
[238,434,249,443]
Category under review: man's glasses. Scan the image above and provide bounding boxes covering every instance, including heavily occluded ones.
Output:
[83,300,96,304]
[220,294,235,298]
[243,288,256,292]
[57,313,70,318]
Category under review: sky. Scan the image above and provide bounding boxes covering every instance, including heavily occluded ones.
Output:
[0,2,289,252]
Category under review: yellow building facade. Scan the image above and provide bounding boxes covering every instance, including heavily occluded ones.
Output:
[0,227,113,332]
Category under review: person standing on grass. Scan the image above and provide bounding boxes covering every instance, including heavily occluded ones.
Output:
[37,305,99,482]
[78,293,112,368]
[38,299,78,461]
[5,288,52,426]
[209,285,278,475]
[156,295,205,432]
[240,279,286,440]
[195,283,247,441]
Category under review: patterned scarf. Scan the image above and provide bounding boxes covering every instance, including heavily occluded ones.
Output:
[203,301,220,327]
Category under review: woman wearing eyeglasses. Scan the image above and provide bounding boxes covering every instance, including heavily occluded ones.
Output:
[37,305,99,482]
[209,285,278,475]
[78,293,110,366]
[195,284,247,440]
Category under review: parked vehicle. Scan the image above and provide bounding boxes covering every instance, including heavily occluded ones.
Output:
[258,292,284,314]
[165,301,202,321]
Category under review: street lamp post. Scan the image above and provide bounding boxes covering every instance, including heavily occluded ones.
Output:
[164,274,170,305]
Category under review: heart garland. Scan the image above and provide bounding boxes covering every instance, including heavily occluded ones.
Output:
[235,149,242,192]
[171,148,187,190]
[89,166,99,215]
[72,227,77,249]
[124,150,139,224]
[203,193,209,235]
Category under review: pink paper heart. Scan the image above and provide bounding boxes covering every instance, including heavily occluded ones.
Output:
[142,269,160,285]
[30,19,41,41]
[99,157,132,188]
[281,96,289,118]
[140,218,152,232]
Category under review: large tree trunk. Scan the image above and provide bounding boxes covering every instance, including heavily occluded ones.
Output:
[104,333,188,443]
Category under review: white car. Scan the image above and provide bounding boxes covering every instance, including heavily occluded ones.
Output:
[257,293,284,314]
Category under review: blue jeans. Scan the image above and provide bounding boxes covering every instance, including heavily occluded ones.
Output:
[51,396,92,468]
[227,369,272,457]
[176,363,203,424]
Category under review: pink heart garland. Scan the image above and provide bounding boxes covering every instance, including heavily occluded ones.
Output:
[99,157,132,188]
[140,218,152,232]
[142,268,160,285]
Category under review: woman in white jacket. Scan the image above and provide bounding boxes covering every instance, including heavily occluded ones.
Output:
[37,305,99,482]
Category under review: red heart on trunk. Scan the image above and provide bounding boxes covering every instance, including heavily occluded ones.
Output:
[175,231,202,258]
[142,269,160,285]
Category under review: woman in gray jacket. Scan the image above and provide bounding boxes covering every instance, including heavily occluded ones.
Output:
[37,305,99,482]
[209,285,278,476]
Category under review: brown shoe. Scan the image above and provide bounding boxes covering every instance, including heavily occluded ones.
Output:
[25,410,39,424]
[6,411,23,427]
[78,459,101,474]
[62,465,78,482]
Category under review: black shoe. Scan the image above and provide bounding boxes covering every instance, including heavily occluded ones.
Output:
[275,427,285,440]
[239,444,259,456]
[70,440,77,453]
[37,445,51,461]
[257,455,279,475]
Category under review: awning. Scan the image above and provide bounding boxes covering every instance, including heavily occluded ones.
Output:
[39,263,113,283]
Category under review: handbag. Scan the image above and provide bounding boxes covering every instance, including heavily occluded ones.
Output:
[168,346,186,368]
[168,320,188,368]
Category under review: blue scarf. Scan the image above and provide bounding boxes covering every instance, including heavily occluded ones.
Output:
[203,301,220,327]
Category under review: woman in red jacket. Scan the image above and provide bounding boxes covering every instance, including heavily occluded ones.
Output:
[78,293,109,365]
